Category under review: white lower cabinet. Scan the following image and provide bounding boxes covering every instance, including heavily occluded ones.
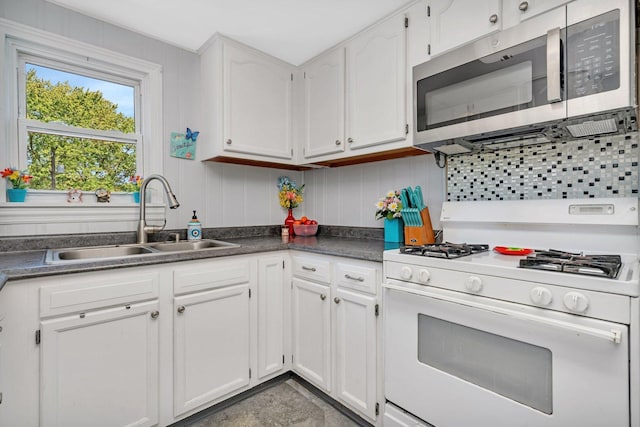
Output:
[40,300,160,427]
[334,287,377,419]
[291,254,382,424]
[292,277,332,391]
[173,284,250,417]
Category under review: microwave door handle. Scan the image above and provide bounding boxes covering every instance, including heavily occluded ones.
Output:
[383,281,622,344]
[546,27,562,103]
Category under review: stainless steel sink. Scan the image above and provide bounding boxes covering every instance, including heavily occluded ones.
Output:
[46,239,240,264]
[147,239,238,252]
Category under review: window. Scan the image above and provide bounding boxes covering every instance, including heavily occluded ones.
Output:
[21,61,139,192]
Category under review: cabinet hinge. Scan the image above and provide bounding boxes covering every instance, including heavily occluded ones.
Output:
[404,17,409,28]
[249,289,252,299]
[427,5,431,17]
[249,368,252,379]
[291,73,293,81]
[303,71,306,79]
[35,330,41,345]
[405,124,409,135]
[0,392,3,405]
[428,44,431,55]
[283,260,285,269]
[283,354,285,364]
[375,304,379,317]
[376,402,380,416]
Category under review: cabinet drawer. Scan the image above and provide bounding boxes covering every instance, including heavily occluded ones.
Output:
[334,263,378,295]
[292,256,331,284]
[40,271,159,318]
[173,259,251,295]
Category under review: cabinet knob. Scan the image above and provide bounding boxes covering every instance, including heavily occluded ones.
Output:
[347,137,354,143]
[334,297,341,304]
[177,305,186,314]
[320,294,327,301]
[226,139,232,145]
[150,310,160,319]
[489,14,498,24]
[519,1,529,11]
[335,140,341,146]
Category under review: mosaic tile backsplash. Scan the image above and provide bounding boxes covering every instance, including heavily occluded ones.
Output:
[447,133,639,201]
[447,133,640,201]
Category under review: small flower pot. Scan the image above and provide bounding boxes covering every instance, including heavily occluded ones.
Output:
[133,191,140,203]
[6,188,27,202]
[384,218,404,243]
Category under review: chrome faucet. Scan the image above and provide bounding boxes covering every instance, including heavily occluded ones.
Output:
[137,174,180,244]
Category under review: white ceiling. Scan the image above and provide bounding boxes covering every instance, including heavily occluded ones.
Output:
[45,0,414,65]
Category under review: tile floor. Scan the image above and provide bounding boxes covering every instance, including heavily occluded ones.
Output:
[187,379,362,427]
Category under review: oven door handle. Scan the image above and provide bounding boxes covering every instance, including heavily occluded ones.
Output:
[383,282,623,344]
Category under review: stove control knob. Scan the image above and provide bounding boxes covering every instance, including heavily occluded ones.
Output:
[563,292,589,313]
[400,266,413,280]
[465,276,483,293]
[530,287,553,306]
[417,269,431,283]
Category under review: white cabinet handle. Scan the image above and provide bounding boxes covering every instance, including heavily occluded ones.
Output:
[150,310,159,319]
[302,266,317,272]
[344,274,364,282]
[177,305,185,314]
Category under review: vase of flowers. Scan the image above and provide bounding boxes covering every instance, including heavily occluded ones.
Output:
[2,168,32,202]
[130,175,143,203]
[375,190,404,243]
[277,176,304,235]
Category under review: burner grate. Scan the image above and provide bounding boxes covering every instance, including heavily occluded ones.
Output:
[519,250,622,279]
[400,243,489,259]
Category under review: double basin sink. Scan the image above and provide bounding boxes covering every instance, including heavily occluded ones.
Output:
[46,239,240,264]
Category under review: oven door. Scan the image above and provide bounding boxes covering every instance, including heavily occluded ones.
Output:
[383,280,629,427]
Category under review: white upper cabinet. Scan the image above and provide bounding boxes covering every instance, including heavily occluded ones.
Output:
[302,48,346,159]
[427,0,502,56]
[502,0,574,27]
[200,37,295,164]
[407,0,431,67]
[346,13,407,150]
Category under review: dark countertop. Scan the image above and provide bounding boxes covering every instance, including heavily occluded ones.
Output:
[0,228,389,290]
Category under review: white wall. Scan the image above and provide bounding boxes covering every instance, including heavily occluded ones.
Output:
[0,0,445,235]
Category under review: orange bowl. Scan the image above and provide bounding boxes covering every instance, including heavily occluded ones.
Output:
[293,223,318,236]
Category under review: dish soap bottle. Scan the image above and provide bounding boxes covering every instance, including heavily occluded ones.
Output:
[187,210,202,241]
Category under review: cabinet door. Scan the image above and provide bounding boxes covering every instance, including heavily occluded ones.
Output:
[334,288,377,420]
[223,43,293,160]
[174,284,250,416]
[346,13,407,150]
[503,0,572,27]
[40,301,159,427]
[428,0,501,55]
[257,255,286,379]
[407,0,431,67]
[292,278,331,392]
[302,48,345,159]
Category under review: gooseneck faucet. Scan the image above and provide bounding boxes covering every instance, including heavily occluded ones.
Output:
[137,174,180,244]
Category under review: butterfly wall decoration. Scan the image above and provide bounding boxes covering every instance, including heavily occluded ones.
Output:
[185,128,199,142]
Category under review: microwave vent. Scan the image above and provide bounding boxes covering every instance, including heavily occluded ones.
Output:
[566,118,618,138]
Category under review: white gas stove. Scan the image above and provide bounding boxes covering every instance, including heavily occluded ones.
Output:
[383,197,640,427]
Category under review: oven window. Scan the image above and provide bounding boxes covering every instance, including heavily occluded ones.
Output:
[417,314,552,414]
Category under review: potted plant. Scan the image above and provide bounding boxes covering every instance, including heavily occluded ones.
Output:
[277,176,304,235]
[130,175,143,203]
[375,190,404,243]
[2,168,33,202]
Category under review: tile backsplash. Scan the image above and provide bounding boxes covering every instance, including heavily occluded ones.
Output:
[447,133,639,201]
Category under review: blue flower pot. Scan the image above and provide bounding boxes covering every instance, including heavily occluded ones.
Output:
[133,191,140,203]
[6,188,27,202]
[384,218,404,243]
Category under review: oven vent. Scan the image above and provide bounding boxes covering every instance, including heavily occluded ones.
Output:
[566,118,618,138]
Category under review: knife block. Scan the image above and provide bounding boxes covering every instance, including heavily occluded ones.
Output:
[404,207,435,246]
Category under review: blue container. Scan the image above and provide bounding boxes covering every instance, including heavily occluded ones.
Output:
[133,191,140,203]
[6,188,27,202]
[384,218,404,243]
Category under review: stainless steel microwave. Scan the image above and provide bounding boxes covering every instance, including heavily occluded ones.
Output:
[413,0,636,155]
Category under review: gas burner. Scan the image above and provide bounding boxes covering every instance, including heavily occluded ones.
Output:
[400,243,489,259]
[519,250,622,279]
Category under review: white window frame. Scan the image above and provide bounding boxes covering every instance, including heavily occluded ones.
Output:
[0,19,165,234]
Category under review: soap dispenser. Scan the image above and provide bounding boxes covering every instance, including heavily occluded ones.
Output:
[187,210,202,241]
